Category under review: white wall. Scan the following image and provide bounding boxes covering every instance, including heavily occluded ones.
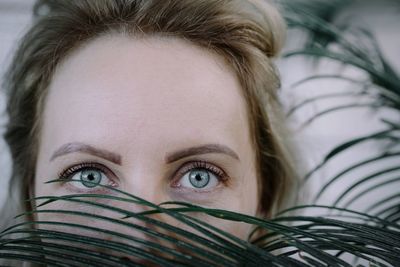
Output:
[0,0,35,211]
[278,1,400,209]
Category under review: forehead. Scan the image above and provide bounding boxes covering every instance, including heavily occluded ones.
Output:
[42,35,251,157]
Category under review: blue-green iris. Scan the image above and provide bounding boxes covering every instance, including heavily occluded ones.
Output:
[189,169,210,188]
[80,169,102,188]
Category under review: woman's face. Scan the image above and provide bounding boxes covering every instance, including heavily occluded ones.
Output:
[34,35,260,243]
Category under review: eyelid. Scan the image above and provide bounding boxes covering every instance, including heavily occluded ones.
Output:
[171,160,229,187]
[58,162,117,182]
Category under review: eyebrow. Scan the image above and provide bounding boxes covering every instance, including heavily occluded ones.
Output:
[50,142,122,165]
[165,144,240,163]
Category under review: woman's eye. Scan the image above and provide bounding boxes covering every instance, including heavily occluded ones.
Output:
[79,169,103,188]
[59,164,116,191]
[68,168,110,190]
[179,168,220,190]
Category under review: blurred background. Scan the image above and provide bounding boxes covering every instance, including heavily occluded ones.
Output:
[0,0,399,215]
[1,0,36,210]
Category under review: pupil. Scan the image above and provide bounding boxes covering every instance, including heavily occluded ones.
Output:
[189,169,210,188]
[195,174,202,181]
[80,169,102,188]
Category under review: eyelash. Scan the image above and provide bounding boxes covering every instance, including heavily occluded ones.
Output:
[58,162,111,181]
[57,160,228,190]
[172,160,228,184]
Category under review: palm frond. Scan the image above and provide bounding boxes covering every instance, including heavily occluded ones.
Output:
[280,0,400,222]
[2,2,400,266]
[1,183,399,266]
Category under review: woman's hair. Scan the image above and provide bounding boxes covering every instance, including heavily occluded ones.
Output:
[2,0,298,226]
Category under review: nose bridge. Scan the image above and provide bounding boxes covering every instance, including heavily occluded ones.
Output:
[103,181,167,251]
[92,165,186,260]
[100,204,167,261]
[99,159,171,245]
[120,165,166,210]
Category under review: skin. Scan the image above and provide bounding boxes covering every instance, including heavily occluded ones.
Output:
[34,35,260,258]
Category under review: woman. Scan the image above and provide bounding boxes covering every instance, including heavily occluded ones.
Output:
[1,0,298,264]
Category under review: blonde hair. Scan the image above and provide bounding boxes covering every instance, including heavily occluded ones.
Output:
[2,0,298,229]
